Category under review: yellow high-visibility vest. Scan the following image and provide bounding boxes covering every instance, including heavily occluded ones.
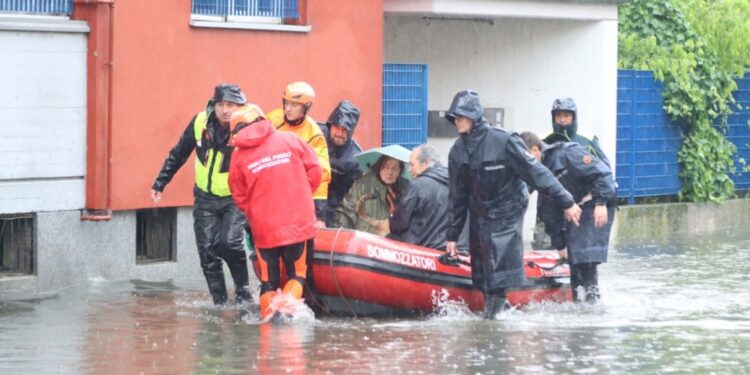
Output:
[193,111,231,197]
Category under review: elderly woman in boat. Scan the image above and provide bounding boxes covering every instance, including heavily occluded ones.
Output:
[332,145,410,236]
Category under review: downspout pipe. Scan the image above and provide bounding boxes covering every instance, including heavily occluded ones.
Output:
[73,0,114,221]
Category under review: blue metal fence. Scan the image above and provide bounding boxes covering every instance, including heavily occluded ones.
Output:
[616,70,682,204]
[726,74,750,191]
[382,63,429,149]
[617,70,750,203]
[192,0,299,19]
[0,0,71,15]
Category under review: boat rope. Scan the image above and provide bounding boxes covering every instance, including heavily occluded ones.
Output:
[330,227,359,319]
[304,269,333,316]
[526,257,566,271]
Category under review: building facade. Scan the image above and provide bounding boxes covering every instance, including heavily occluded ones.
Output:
[0,0,384,295]
[1,0,622,295]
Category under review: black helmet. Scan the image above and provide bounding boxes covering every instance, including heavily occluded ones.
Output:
[213,83,247,105]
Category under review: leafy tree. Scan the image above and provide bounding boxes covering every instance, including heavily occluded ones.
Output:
[619,0,750,202]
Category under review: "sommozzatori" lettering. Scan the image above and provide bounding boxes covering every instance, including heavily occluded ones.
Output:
[367,244,436,271]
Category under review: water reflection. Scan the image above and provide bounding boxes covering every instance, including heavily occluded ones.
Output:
[1,230,749,374]
[83,281,200,374]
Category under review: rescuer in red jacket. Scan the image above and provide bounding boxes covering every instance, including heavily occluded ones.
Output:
[227,106,322,320]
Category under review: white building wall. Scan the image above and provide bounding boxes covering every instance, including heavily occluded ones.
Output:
[0,19,88,214]
[0,19,222,296]
[384,14,618,240]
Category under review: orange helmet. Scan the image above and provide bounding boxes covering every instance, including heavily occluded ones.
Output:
[282,81,315,107]
[230,104,265,129]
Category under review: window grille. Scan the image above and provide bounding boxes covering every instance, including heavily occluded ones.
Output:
[192,0,299,21]
[136,208,176,264]
[383,63,429,149]
[0,214,35,276]
[0,0,72,15]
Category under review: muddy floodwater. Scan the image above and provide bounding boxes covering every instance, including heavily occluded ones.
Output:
[2,230,749,374]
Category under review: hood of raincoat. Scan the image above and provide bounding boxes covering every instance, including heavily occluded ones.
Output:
[446,90,490,152]
[551,97,578,139]
[230,119,275,149]
[445,90,486,125]
[420,165,449,186]
[326,100,360,144]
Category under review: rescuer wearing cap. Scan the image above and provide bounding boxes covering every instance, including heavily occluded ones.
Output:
[151,83,252,306]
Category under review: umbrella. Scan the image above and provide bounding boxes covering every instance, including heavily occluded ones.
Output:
[354,144,412,180]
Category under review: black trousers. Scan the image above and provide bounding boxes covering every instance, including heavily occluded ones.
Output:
[570,262,599,302]
[193,194,249,305]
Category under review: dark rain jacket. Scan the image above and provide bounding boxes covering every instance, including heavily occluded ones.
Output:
[446,90,575,292]
[388,166,450,250]
[320,101,364,226]
[538,142,616,265]
[152,100,234,197]
[152,100,247,294]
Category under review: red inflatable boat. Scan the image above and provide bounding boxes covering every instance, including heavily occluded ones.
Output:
[251,228,572,317]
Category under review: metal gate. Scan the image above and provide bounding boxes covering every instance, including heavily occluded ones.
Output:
[382,63,428,149]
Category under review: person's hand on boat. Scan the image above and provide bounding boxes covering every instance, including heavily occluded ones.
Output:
[594,204,608,228]
[446,241,458,257]
[557,248,568,260]
[563,203,581,226]
[315,220,326,229]
[372,219,390,236]
[355,194,377,222]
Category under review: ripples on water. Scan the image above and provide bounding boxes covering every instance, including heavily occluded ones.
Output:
[1,230,749,374]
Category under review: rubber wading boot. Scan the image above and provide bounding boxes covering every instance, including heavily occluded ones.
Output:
[282,278,305,300]
[227,260,252,304]
[206,275,229,306]
[235,286,253,305]
[570,263,584,303]
[259,291,276,320]
[585,285,601,303]
[482,293,508,320]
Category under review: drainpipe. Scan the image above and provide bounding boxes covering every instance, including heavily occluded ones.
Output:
[72,0,115,221]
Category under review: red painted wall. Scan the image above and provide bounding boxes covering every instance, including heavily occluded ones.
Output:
[106,1,383,210]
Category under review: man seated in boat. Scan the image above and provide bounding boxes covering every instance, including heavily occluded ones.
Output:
[384,145,451,250]
[332,153,410,236]
[520,131,615,303]
[319,100,364,227]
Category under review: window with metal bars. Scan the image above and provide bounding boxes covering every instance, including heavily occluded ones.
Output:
[0,0,72,15]
[136,208,176,264]
[0,214,35,276]
[191,0,299,24]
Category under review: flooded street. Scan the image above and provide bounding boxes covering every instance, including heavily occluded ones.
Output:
[2,230,749,374]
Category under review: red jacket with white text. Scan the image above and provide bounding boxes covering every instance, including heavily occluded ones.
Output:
[228,119,322,249]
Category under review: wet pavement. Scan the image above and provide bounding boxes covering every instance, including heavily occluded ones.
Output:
[1,229,749,374]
